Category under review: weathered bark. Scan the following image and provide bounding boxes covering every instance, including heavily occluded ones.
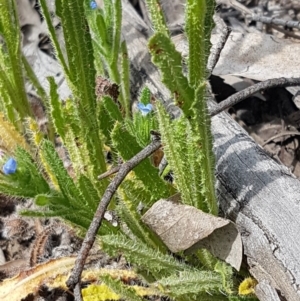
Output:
[213,112,300,301]
[121,1,300,300]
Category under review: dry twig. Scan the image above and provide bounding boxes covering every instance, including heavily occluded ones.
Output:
[251,15,300,30]
[208,14,231,74]
[210,77,300,116]
[270,24,300,40]
[66,133,162,300]
[97,165,121,180]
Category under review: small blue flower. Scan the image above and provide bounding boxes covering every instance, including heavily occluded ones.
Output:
[137,102,153,116]
[90,1,97,9]
[3,158,17,175]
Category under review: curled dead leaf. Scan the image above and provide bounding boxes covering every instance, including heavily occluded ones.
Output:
[142,198,243,270]
[0,259,29,278]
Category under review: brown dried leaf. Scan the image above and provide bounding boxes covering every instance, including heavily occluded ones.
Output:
[0,259,29,279]
[142,198,243,270]
[173,31,300,97]
[95,76,120,102]
[212,32,300,82]
[186,222,242,271]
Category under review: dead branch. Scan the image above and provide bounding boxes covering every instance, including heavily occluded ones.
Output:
[66,135,161,300]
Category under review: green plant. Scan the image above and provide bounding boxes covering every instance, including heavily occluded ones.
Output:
[0,0,257,300]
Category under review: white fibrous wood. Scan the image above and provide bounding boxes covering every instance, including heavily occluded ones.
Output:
[212,111,300,301]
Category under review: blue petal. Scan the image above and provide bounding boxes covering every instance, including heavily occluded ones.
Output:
[90,1,97,9]
[3,158,17,175]
[137,102,146,110]
[145,104,153,110]
[137,103,153,116]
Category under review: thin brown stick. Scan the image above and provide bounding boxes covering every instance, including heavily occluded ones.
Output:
[210,77,300,117]
[271,24,300,40]
[97,165,121,180]
[251,14,300,30]
[66,136,162,300]
[225,0,300,30]
[207,15,231,74]
[262,131,300,147]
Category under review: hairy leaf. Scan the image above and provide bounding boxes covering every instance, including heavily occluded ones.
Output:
[191,84,217,214]
[48,77,66,139]
[40,140,80,204]
[117,184,166,251]
[157,270,223,297]
[148,32,194,114]
[144,0,169,36]
[0,0,31,121]
[39,0,69,76]
[101,234,189,277]
[0,112,28,152]
[0,148,50,198]
[101,275,144,301]
[185,0,207,87]
[77,174,100,212]
[102,96,123,122]
[156,104,206,207]
[120,41,130,117]
[111,122,170,200]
